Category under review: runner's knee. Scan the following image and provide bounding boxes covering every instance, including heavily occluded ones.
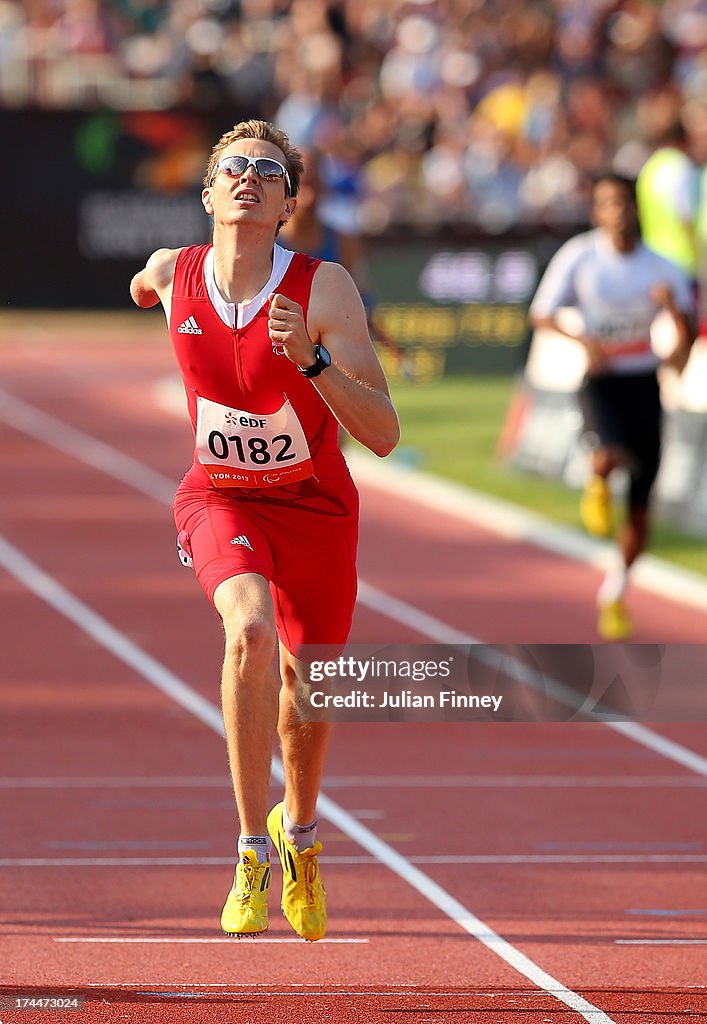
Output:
[222,614,276,664]
[592,447,621,476]
[214,577,277,668]
[279,657,299,694]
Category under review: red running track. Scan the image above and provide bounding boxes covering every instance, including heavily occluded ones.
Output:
[0,322,706,1024]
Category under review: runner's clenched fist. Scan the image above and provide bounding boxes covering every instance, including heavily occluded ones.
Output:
[268,292,316,367]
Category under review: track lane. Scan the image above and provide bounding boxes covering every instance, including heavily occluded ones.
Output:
[1,329,706,1021]
[5,330,707,647]
[5,561,621,1024]
[2,532,700,1019]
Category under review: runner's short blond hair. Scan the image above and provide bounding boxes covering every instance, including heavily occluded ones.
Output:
[203,120,304,197]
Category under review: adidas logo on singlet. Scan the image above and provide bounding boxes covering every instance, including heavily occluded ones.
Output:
[177,315,203,335]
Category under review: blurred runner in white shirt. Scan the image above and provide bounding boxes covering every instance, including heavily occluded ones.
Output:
[530,172,696,639]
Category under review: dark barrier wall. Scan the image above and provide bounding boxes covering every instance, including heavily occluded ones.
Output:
[368,240,552,376]
[0,108,217,308]
[1,110,569,375]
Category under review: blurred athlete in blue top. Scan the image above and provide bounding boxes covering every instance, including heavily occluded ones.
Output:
[279,151,409,378]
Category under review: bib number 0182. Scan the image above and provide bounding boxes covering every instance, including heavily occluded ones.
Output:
[207,430,295,466]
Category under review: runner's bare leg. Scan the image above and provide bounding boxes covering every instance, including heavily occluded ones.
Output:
[214,573,280,834]
[278,646,333,825]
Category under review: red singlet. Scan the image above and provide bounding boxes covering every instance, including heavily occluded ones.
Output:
[171,244,359,654]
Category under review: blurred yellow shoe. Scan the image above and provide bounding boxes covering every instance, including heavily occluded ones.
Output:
[581,476,613,537]
[598,599,633,641]
[221,850,270,936]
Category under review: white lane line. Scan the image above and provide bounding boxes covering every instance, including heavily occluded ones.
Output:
[134,990,565,998]
[0,388,176,505]
[625,909,707,915]
[358,583,707,749]
[358,580,478,646]
[1,386,705,774]
[360,578,707,776]
[0,777,229,788]
[322,775,707,788]
[0,534,615,1024]
[2,775,705,789]
[0,858,233,867]
[103,989,570,997]
[84,983,538,991]
[359,582,601,715]
[3,854,706,867]
[54,937,367,944]
[614,939,707,945]
[0,858,234,866]
[0,535,225,736]
[346,450,707,613]
[604,722,707,779]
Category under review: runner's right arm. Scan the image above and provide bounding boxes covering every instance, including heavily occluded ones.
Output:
[529,236,608,374]
[130,248,181,308]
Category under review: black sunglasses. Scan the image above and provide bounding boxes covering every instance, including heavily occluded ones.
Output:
[210,155,292,195]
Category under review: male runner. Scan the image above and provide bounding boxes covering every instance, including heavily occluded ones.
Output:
[530,173,695,639]
[130,120,399,938]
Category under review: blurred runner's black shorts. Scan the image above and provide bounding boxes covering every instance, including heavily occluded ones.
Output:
[579,371,661,508]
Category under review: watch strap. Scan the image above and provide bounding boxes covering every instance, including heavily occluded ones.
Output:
[299,343,331,378]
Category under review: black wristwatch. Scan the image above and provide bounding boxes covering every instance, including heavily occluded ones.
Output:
[298,343,332,378]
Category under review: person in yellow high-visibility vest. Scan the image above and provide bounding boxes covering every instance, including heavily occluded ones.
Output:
[637,121,699,279]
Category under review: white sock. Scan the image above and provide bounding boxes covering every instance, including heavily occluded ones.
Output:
[597,563,629,605]
[283,804,318,852]
[237,835,271,864]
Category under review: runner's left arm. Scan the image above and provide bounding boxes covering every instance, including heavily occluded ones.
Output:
[268,262,400,457]
[130,248,181,309]
[651,280,697,373]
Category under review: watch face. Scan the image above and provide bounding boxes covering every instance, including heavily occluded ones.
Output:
[299,343,331,376]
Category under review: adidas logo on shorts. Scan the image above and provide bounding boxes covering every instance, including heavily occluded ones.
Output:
[177,315,203,335]
[231,535,253,551]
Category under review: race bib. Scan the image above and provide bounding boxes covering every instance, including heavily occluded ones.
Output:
[195,395,313,488]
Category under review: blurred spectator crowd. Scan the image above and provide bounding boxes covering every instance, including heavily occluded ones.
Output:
[2,0,707,233]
